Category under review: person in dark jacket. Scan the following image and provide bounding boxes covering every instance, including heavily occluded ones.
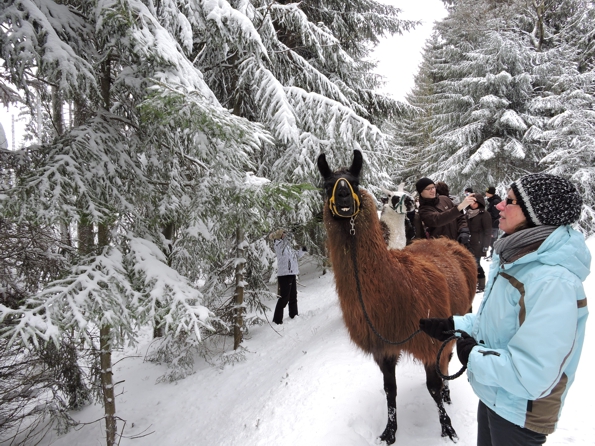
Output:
[485,186,502,258]
[466,193,492,291]
[416,177,475,241]
[269,229,306,324]
[419,173,589,446]
[435,181,461,206]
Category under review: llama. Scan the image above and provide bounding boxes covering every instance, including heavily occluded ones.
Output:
[317,150,476,444]
[379,184,415,250]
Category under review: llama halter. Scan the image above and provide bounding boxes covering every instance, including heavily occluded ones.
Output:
[391,193,409,214]
[328,177,361,218]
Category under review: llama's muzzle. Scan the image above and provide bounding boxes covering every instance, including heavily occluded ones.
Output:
[328,178,360,218]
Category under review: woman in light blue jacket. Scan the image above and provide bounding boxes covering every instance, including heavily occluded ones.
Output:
[419,173,590,446]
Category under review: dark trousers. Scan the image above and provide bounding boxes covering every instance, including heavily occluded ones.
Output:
[477,401,547,446]
[273,275,297,324]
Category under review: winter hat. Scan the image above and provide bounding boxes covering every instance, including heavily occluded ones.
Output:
[415,177,435,194]
[464,187,474,194]
[472,193,486,208]
[486,186,496,195]
[510,173,582,226]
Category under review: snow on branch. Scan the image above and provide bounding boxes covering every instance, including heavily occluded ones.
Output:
[201,0,267,57]
[239,61,299,146]
[286,86,384,149]
[2,0,97,97]
[269,3,354,68]
[126,236,213,341]
[0,246,135,348]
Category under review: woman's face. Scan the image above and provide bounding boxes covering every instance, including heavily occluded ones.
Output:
[420,184,436,199]
[496,189,527,234]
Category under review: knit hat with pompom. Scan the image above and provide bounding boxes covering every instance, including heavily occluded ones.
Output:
[510,173,582,226]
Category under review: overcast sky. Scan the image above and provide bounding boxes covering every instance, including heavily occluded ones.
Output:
[373,0,447,100]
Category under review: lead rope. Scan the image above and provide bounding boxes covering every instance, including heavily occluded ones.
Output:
[435,330,468,380]
[349,217,421,346]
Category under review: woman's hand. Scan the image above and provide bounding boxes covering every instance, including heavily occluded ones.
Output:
[419,317,454,341]
[457,194,476,211]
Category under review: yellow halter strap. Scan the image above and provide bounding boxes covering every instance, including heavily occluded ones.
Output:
[329,178,361,218]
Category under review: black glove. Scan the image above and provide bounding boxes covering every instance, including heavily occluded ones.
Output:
[457,228,470,246]
[419,316,454,342]
[456,332,478,365]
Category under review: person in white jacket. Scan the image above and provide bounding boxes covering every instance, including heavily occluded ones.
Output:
[269,230,306,325]
[419,173,590,446]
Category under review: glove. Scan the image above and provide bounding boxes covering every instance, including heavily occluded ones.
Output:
[456,332,478,365]
[419,316,454,342]
[457,228,470,246]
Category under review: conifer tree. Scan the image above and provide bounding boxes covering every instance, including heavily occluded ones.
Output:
[1,0,416,442]
[396,0,595,234]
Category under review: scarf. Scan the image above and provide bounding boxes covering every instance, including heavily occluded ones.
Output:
[466,208,480,219]
[419,196,439,207]
[493,225,557,264]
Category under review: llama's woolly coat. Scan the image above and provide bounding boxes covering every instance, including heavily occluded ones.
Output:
[324,189,476,359]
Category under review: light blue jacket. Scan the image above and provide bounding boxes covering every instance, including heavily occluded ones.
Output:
[274,236,305,277]
[454,225,590,434]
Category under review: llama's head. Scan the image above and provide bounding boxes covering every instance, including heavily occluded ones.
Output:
[380,184,415,215]
[317,150,362,218]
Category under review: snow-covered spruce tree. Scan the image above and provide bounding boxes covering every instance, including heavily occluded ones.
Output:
[534,3,595,234]
[162,0,420,347]
[395,0,595,234]
[391,32,445,188]
[190,0,417,189]
[0,0,267,444]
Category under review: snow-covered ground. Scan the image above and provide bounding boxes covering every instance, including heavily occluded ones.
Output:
[40,238,595,446]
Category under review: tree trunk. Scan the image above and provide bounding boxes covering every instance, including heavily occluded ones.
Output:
[233,226,245,349]
[100,324,116,446]
[98,53,117,446]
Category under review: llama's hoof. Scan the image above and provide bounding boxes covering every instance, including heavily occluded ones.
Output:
[441,423,458,442]
[379,428,396,445]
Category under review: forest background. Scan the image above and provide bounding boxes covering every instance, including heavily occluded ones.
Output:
[1,0,594,445]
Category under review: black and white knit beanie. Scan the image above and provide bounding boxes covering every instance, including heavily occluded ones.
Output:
[510,173,582,226]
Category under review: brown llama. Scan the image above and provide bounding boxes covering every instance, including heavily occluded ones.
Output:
[317,150,476,444]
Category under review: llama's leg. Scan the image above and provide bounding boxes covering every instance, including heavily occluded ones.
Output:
[424,362,458,441]
[441,352,453,404]
[376,354,399,445]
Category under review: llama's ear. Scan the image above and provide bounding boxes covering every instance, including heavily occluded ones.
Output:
[317,153,332,179]
[397,182,405,193]
[349,150,363,177]
[380,187,392,197]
